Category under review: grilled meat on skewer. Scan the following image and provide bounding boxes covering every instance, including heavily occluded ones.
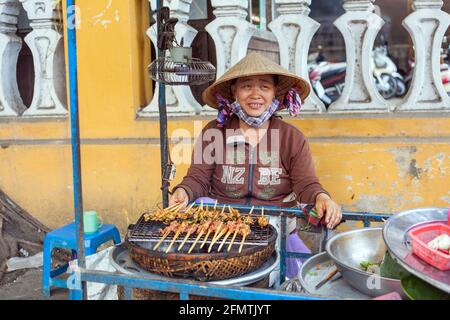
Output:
[154,221,180,250]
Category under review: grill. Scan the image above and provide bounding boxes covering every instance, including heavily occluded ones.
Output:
[127,213,272,250]
[124,209,277,281]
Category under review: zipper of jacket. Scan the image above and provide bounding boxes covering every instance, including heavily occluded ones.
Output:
[246,146,255,205]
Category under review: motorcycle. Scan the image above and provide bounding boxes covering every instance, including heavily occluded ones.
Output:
[308,52,346,108]
[371,45,406,99]
[308,44,407,107]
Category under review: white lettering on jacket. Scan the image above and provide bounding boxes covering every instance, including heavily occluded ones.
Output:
[258,168,282,185]
[221,166,245,185]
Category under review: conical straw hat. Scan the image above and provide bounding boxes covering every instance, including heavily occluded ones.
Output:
[202,52,310,109]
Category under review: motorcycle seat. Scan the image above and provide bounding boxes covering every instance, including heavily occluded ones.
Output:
[321,66,347,80]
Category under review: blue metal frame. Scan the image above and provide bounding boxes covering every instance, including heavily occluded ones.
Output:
[65,1,391,300]
[66,0,87,300]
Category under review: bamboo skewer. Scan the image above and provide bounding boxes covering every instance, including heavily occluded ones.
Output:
[178,225,195,251]
[238,234,247,253]
[227,229,239,252]
[211,222,223,243]
[209,227,227,252]
[188,229,204,253]
[164,202,181,211]
[184,202,195,213]
[218,229,233,252]
[213,200,218,211]
[200,229,212,249]
[168,202,184,213]
[166,224,184,253]
[153,229,171,250]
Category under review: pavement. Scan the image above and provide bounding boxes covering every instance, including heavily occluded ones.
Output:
[0,268,69,300]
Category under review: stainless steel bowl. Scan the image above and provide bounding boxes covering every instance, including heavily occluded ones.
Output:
[326,228,406,298]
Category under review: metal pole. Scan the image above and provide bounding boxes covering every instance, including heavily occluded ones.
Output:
[67,0,87,299]
[155,0,169,207]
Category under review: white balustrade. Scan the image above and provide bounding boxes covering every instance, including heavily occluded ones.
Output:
[329,0,388,112]
[269,0,325,112]
[20,0,67,117]
[397,0,450,111]
[0,0,26,117]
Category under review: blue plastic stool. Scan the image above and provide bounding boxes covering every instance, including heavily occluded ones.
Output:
[42,223,121,298]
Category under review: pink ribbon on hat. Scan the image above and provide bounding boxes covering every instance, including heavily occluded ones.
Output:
[215,94,233,128]
[280,87,302,117]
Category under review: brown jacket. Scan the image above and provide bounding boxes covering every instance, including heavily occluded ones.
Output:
[174,115,328,207]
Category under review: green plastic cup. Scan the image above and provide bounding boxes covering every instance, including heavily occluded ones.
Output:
[83,211,103,234]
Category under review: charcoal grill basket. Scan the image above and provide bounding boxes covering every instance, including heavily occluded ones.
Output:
[125,213,277,281]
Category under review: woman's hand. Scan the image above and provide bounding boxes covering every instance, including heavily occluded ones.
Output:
[169,188,189,210]
[315,193,342,229]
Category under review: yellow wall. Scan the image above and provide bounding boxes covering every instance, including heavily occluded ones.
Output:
[0,1,448,233]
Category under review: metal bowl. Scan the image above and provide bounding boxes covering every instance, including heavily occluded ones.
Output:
[326,228,406,298]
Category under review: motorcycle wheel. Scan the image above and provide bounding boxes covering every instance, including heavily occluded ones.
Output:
[378,74,397,99]
[395,78,406,97]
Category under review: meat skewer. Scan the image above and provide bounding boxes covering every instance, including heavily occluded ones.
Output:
[228,219,248,252]
[257,207,269,228]
[200,214,222,249]
[154,221,179,250]
[210,205,226,242]
[188,220,212,253]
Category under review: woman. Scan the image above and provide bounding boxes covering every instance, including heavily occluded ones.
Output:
[170,52,341,229]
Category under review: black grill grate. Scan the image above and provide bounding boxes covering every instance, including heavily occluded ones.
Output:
[127,213,273,246]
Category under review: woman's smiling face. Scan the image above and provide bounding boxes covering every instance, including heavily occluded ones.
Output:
[231,75,277,117]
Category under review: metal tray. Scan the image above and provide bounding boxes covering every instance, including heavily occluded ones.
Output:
[109,243,279,287]
[383,207,450,294]
[299,252,370,299]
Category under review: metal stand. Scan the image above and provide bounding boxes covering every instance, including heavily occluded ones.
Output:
[156,0,170,208]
